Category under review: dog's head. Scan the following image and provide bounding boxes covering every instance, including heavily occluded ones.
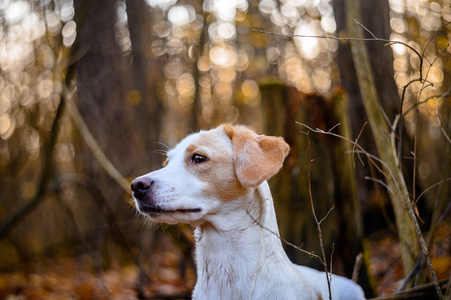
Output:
[131,124,289,226]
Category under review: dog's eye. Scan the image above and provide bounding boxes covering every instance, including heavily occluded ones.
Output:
[192,154,208,164]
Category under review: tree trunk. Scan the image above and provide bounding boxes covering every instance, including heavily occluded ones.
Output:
[332,0,415,227]
[343,0,418,275]
[260,81,365,282]
[125,0,163,171]
[73,0,134,264]
[75,0,131,168]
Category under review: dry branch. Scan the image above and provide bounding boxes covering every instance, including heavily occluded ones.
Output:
[299,120,444,299]
[66,87,132,198]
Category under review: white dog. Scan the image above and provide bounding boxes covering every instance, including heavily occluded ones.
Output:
[131,124,365,300]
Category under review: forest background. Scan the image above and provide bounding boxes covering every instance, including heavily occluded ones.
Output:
[0,0,450,298]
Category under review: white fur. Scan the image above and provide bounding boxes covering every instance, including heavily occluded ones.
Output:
[132,126,366,300]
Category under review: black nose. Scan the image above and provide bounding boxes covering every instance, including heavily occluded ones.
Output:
[131,177,153,200]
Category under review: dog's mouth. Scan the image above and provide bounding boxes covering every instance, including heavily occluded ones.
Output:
[138,203,201,215]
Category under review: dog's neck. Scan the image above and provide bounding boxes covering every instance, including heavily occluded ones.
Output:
[193,181,294,299]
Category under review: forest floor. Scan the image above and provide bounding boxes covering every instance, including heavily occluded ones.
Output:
[0,220,449,299]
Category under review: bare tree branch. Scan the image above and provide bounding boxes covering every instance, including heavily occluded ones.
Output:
[415,178,451,206]
[250,29,423,67]
[66,86,133,198]
[307,134,333,300]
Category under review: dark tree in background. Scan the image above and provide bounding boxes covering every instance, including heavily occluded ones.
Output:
[126,0,163,172]
[332,0,405,210]
[333,0,418,282]
[75,0,132,175]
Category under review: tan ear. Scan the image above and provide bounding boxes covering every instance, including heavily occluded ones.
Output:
[223,125,290,188]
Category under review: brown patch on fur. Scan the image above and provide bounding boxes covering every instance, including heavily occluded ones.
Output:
[182,125,289,201]
[186,144,197,155]
[162,158,168,167]
[224,125,290,188]
[185,129,248,202]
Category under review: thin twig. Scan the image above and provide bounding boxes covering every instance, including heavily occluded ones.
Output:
[297,122,390,181]
[403,192,443,298]
[245,209,323,262]
[307,134,333,300]
[415,178,451,206]
[250,29,423,64]
[353,122,368,167]
[319,205,335,225]
[436,87,451,143]
[299,122,444,298]
[421,21,451,58]
[396,29,450,170]
[364,176,394,195]
[412,44,451,210]
[402,93,451,117]
[355,19,376,39]
[397,255,423,292]
[438,202,451,226]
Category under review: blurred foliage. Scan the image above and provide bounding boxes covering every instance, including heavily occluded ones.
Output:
[0,0,450,298]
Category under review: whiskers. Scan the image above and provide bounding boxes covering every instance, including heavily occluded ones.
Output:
[152,142,171,161]
[155,142,170,152]
[134,208,169,232]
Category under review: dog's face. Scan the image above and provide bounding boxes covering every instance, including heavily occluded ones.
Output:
[131,125,289,226]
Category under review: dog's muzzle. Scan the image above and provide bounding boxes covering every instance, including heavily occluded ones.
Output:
[131,177,202,215]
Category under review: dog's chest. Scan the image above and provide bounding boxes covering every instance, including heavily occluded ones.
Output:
[193,226,263,298]
[192,225,315,300]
